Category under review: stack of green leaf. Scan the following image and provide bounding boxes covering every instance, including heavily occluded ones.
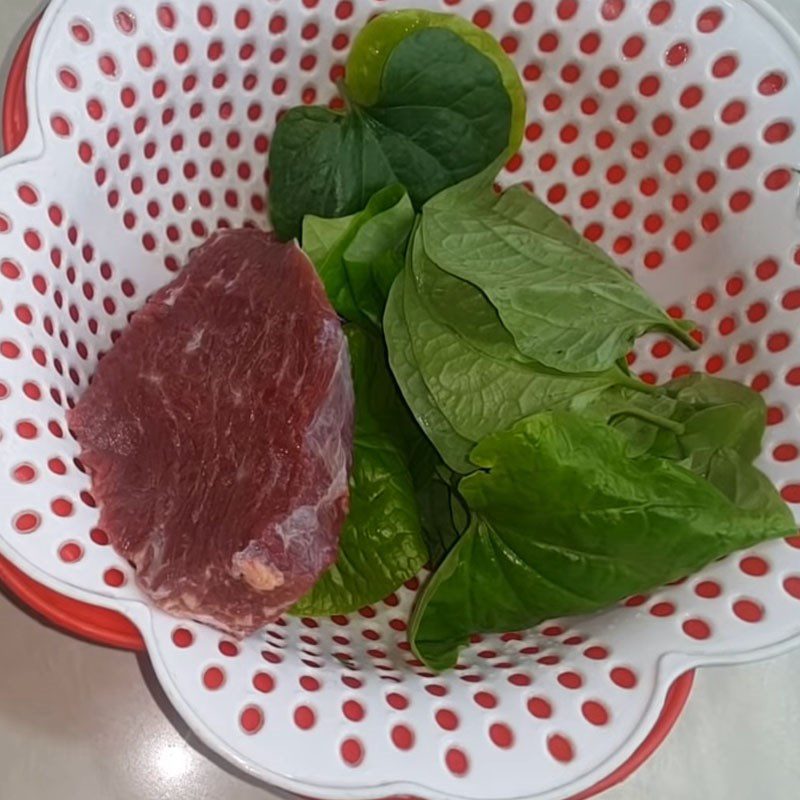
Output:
[270,10,795,671]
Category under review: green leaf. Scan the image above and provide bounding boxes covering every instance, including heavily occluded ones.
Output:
[292,326,427,615]
[269,107,395,242]
[302,186,414,328]
[616,375,767,471]
[571,385,682,457]
[346,10,526,155]
[292,432,425,616]
[302,214,354,269]
[269,26,515,240]
[410,412,795,670]
[343,196,414,328]
[382,272,474,558]
[384,269,476,473]
[664,374,766,463]
[303,184,414,329]
[388,229,643,468]
[415,463,469,567]
[697,449,789,513]
[348,321,429,459]
[422,177,699,373]
[412,225,524,362]
[348,314,470,566]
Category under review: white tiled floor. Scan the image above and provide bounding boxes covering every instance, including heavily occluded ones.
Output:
[2,2,800,799]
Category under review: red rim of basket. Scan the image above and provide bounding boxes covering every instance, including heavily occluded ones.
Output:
[0,17,694,799]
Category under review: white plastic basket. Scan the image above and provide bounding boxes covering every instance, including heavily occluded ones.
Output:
[2,1,800,798]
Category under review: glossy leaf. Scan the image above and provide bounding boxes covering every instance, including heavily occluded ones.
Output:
[386,230,647,469]
[663,374,766,463]
[384,269,475,473]
[415,463,469,567]
[302,214,353,269]
[346,9,525,154]
[292,326,427,614]
[422,176,699,372]
[269,26,515,240]
[410,412,795,670]
[303,186,414,329]
[614,374,767,470]
[413,225,523,362]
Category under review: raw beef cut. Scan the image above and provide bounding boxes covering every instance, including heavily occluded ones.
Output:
[68,229,354,636]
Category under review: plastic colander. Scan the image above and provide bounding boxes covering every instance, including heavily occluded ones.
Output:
[1,2,799,799]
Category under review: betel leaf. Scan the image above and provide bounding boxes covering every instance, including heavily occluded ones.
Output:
[292,326,427,615]
[348,314,468,567]
[412,224,525,363]
[292,431,425,617]
[409,412,795,671]
[580,373,776,510]
[384,268,476,474]
[422,173,699,373]
[346,10,526,154]
[380,245,472,561]
[392,224,684,467]
[269,106,395,242]
[615,374,767,469]
[302,214,353,269]
[398,394,470,567]
[343,196,414,329]
[392,230,651,469]
[426,170,599,256]
[269,25,516,240]
[662,374,766,463]
[415,462,469,567]
[570,384,682,457]
[302,186,415,329]
[698,449,787,511]
[347,322,421,451]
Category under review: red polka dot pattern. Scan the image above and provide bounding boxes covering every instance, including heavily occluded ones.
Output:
[2,2,800,798]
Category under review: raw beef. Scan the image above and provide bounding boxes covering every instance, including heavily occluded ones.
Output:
[68,229,354,636]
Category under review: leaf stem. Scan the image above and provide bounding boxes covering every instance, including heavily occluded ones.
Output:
[616,372,659,396]
[611,407,686,436]
[667,322,701,352]
[336,78,355,113]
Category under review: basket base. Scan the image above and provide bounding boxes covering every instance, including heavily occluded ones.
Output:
[0,554,144,650]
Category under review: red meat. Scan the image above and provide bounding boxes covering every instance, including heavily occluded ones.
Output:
[68,229,354,636]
